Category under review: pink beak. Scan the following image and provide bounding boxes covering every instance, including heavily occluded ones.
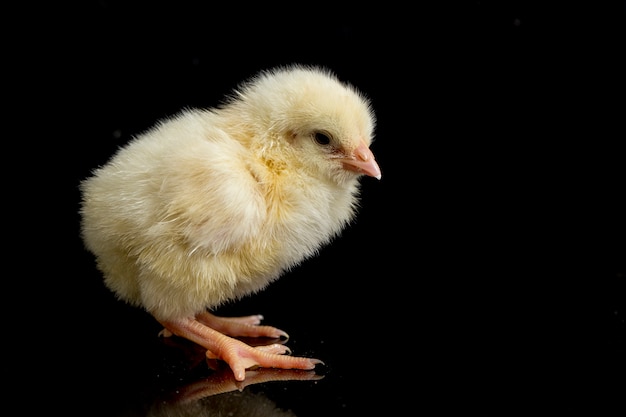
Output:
[341,140,382,180]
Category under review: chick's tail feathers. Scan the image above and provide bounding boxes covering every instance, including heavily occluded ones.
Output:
[158,311,323,381]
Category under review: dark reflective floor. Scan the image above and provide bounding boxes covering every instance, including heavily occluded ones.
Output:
[24,1,625,415]
[59,258,625,416]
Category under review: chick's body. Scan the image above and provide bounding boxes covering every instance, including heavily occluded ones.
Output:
[80,66,381,381]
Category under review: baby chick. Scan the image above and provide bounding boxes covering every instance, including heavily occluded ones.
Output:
[79,65,381,381]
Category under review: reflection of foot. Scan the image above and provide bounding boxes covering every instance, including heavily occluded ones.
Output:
[167,365,325,403]
[149,366,318,417]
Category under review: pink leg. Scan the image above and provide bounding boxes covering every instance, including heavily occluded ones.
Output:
[160,316,322,381]
[196,311,289,339]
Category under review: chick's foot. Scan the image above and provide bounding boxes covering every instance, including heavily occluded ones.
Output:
[160,316,322,381]
[196,311,290,339]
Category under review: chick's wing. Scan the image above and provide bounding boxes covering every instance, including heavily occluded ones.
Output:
[92,110,267,257]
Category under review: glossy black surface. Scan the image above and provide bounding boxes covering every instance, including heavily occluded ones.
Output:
[23,1,625,415]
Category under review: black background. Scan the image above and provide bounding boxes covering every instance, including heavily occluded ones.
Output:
[13,1,625,415]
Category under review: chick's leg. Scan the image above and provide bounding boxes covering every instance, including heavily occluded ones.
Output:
[160,316,322,381]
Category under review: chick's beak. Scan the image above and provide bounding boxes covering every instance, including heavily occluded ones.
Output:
[341,140,382,180]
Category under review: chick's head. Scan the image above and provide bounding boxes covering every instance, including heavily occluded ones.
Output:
[226,65,380,184]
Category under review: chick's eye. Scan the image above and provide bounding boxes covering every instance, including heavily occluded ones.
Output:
[313,132,332,146]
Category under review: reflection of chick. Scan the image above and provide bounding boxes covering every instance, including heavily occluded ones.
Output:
[149,391,298,417]
[147,367,321,417]
[80,65,381,381]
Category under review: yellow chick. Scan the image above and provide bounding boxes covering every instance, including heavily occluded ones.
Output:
[79,65,381,381]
